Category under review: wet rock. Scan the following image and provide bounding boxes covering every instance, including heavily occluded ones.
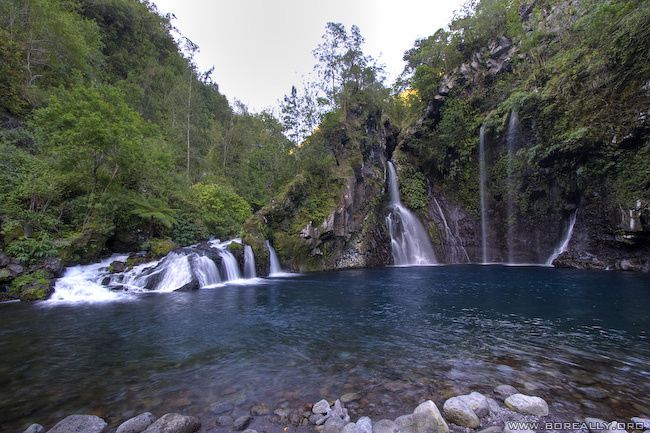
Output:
[631,418,650,430]
[458,392,490,418]
[494,385,519,401]
[324,417,347,433]
[273,408,291,421]
[443,397,480,428]
[215,416,233,426]
[47,415,108,433]
[373,419,399,433]
[141,414,200,433]
[23,424,44,433]
[486,398,501,414]
[578,387,608,400]
[110,261,127,273]
[413,400,450,433]
[504,394,549,416]
[42,257,64,276]
[250,403,271,416]
[210,402,233,415]
[233,415,253,431]
[341,392,361,403]
[356,416,373,433]
[0,251,10,267]
[313,399,331,415]
[116,413,156,433]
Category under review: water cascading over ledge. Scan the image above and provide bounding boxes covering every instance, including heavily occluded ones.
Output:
[385,161,437,266]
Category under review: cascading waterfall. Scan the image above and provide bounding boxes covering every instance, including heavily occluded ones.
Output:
[243,245,257,279]
[546,211,577,266]
[479,125,489,264]
[266,240,283,275]
[50,254,130,302]
[385,161,437,266]
[219,249,242,281]
[433,197,470,263]
[506,110,520,264]
[148,252,193,292]
[191,254,221,287]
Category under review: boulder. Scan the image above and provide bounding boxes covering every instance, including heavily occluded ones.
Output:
[494,385,519,401]
[110,261,127,273]
[504,394,549,416]
[443,397,480,428]
[342,422,357,433]
[23,424,44,433]
[457,392,490,418]
[46,415,107,433]
[141,413,200,433]
[42,257,64,276]
[356,417,373,433]
[373,419,399,433]
[486,398,501,414]
[411,400,450,433]
[323,417,347,433]
[116,413,157,433]
[233,415,253,431]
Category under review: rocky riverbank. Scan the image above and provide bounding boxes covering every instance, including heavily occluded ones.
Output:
[18,386,650,433]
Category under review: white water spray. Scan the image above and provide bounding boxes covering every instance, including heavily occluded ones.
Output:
[546,211,577,266]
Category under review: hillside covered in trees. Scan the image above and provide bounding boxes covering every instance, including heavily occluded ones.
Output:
[1,0,649,301]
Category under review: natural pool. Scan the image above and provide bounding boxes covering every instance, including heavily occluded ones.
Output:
[1,265,649,431]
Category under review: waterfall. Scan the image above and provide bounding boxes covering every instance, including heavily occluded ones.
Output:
[479,125,489,264]
[149,252,193,292]
[433,197,470,263]
[506,110,520,264]
[50,254,131,302]
[243,245,257,279]
[219,249,242,281]
[385,161,437,266]
[546,211,577,266]
[191,255,221,287]
[266,240,283,275]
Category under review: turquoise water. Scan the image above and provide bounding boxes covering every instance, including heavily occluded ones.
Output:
[1,265,649,431]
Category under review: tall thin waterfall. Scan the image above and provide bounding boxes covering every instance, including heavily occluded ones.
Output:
[219,249,242,280]
[433,197,470,263]
[385,161,437,265]
[243,245,257,279]
[479,125,489,264]
[191,255,221,287]
[546,211,577,266]
[266,240,282,275]
[506,110,520,263]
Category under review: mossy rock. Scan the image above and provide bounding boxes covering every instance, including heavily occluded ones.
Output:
[227,242,243,253]
[0,268,12,283]
[10,270,53,301]
[149,238,177,258]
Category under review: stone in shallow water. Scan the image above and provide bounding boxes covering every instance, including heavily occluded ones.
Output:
[216,415,233,426]
[141,414,200,433]
[341,393,361,404]
[373,419,399,433]
[504,394,549,416]
[116,413,156,433]
[233,415,253,431]
[47,415,107,433]
[313,399,331,415]
[494,385,519,401]
[443,397,480,428]
[579,387,609,400]
[210,401,233,415]
[23,424,44,433]
[250,403,271,416]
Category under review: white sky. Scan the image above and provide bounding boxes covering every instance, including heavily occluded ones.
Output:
[152,0,466,112]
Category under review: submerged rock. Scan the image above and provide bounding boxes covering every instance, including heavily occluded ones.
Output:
[46,415,107,433]
[504,394,549,416]
[341,392,361,404]
[494,385,519,401]
[116,412,156,433]
[250,403,271,416]
[443,397,480,428]
[141,413,200,433]
[233,415,253,431]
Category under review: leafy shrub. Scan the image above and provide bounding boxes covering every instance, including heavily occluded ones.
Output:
[6,234,58,264]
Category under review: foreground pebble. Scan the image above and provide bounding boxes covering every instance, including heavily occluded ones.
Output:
[443,396,480,428]
[47,415,107,433]
[141,413,200,433]
[116,412,156,433]
[504,394,549,416]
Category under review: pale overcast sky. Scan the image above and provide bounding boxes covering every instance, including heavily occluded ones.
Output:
[152,0,466,111]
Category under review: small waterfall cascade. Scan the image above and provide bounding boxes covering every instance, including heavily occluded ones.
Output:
[546,211,577,266]
[191,255,221,286]
[506,110,521,263]
[266,240,283,275]
[50,254,130,302]
[479,125,489,264]
[433,197,470,263]
[385,161,437,265]
[243,245,257,279]
[149,252,193,292]
[219,249,242,281]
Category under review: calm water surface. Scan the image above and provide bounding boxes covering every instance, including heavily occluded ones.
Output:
[1,265,649,431]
